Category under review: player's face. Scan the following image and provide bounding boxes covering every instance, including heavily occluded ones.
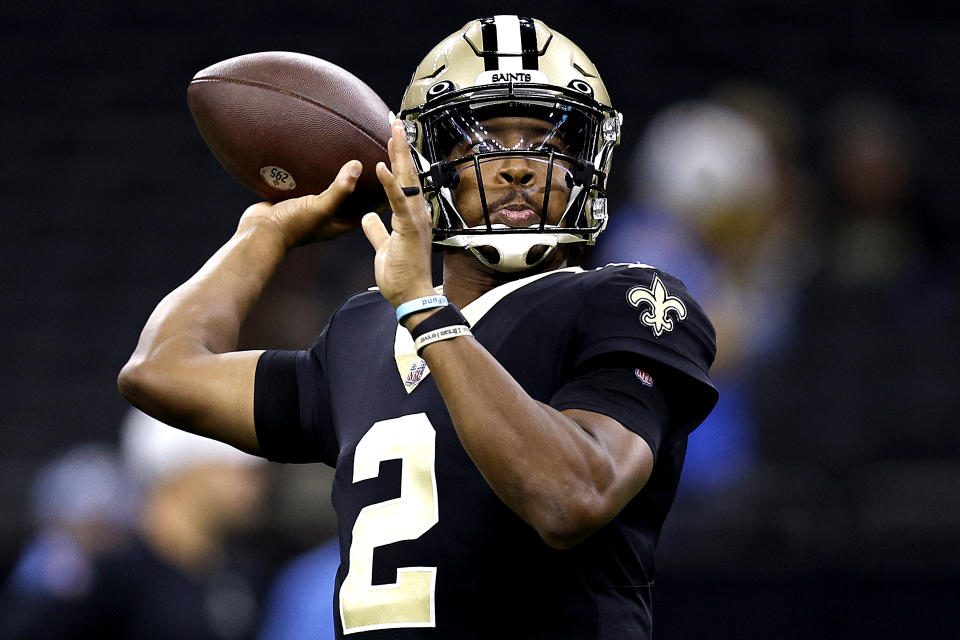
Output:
[447,117,574,229]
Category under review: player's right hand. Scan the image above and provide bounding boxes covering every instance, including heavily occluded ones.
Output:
[236,160,364,249]
[362,121,436,308]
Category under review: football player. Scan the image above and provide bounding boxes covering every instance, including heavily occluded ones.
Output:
[119,16,717,639]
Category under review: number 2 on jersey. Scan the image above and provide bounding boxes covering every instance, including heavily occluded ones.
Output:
[339,413,439,634]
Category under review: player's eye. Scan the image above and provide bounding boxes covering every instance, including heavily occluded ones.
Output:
[469,140,499,154]
[532,142,564,154]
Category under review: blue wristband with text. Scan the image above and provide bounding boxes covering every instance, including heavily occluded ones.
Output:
[396,295,448,323]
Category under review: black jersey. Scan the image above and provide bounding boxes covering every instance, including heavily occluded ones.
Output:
[255,264,717,639]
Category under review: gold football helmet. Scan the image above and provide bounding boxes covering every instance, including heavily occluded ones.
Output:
[398,16,622,271]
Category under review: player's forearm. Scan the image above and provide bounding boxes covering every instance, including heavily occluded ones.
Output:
[421,337,622,548]
[118,222,285,436]
[122,163,362,383]
[120,167,362,452]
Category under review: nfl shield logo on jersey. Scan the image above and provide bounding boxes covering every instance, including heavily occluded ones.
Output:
[405,359,429,388]
[634,368,654,386]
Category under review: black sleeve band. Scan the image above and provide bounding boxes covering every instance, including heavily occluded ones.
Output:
[254,350,303,461]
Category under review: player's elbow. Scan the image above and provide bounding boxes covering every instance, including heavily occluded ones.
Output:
[118,336,203,409]
[118,347,182,411]
[118,355,159,407]
[118,357,143,402]
[533,498,612,550]
[538,528,589,551]
[117,355,206,444]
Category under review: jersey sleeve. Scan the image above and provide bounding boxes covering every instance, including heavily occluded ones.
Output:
[254,327,339,466]
[549,356,670,459]
[573,265,719,436]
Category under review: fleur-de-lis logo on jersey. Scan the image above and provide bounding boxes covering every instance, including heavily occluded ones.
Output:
[626,274,688,337]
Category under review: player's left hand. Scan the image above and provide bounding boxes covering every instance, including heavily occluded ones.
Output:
[362,120,436,308]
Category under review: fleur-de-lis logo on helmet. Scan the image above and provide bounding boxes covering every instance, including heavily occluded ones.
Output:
[626,274,688,337]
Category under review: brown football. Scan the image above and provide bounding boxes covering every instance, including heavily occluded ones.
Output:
[187,51,391,217]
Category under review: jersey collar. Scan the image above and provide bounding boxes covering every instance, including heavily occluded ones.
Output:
[394,267,584,393]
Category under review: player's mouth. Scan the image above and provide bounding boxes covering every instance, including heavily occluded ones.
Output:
[492,202,541,228]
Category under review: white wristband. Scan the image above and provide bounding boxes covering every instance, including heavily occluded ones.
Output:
[414,325,472,355]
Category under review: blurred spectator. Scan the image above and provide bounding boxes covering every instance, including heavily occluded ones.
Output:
[256,461,339,640]
[258,538,339,640]
[2,409,273,640]
[756,92,958,466]
[819,92,926,288]
[0,444,135,637]
[590,85,817,496]
[750,92,960,571]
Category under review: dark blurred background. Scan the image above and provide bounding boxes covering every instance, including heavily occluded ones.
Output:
[2,1,958,638]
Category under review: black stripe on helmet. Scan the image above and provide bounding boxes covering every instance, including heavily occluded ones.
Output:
[519,17,538,69]
[480,18,499,71]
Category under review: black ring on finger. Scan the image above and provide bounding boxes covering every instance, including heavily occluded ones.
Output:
[401,185,421,197]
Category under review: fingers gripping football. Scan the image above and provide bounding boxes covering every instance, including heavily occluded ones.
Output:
[362,120,435,307]
[238,160,364,248]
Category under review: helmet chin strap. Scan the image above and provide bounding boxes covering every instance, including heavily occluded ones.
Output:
[437,225,577,272]
[466,232,559,272]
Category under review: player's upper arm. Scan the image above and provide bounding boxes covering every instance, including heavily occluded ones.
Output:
[565,406,656,499]
[533,360,668,547]
[118,342,264,455]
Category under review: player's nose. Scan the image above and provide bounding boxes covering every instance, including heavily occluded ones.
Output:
[495,157,537,186]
